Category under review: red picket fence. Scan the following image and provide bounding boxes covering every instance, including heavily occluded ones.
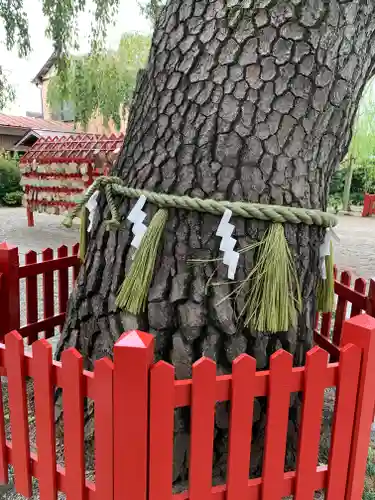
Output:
[0,242,80,343]
[0,241,374,352]
[0,316,375,499]
[314,267,375,360]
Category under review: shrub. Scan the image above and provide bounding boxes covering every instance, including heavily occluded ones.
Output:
[0,155,21,203]
[3,191,23,206]
[329,162,375,207]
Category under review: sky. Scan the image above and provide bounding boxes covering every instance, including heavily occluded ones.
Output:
[0,0,152,116]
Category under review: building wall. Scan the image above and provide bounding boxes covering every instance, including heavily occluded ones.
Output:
[0,134,21,151]
[41,78,127,135]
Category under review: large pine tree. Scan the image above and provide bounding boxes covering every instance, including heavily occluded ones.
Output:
[57,0,375,481]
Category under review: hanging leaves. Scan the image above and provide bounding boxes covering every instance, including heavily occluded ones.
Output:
[47,33,151,129]
[0,0,123,110]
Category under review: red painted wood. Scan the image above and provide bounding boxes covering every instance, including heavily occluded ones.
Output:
[5,331,31,497]
[62,348,85,500]
[72,244,80,283]
[326,343,361,500]
[94,358,114,500]
[57,246,69,330]
[295,347,329,499]
[367,279,375,317]
[333,280,366,311]
[226,354,255,500]
[172,363,337,408]
[149,361,175,500]
[18,254,78,278]
[19,313,66,340]
[25,250,38,344]
[0,244,20,339]
[42,248,54,339]
[341,315,375,499]
[351,278,366,317]
[313,331,340,361]
[333,271,352,345]
[262,350,293,499]
[0,376,8,484]
[27,208,34,227]
[189,357,216,500]
[114,331,154,500]
[33,339,57,499]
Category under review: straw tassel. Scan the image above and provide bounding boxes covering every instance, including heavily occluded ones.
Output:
[116,209,168,314]
[317,241,334,313]
[243,223,302,333]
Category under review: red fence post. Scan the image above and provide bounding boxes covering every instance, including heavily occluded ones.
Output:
[362,194,370,217]
[114,330,154,500]
[0,243,20,340]
[340,314,375,500]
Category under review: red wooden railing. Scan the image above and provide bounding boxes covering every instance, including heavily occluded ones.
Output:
[0,316,375,499]
[0,242,80,343]
[314,267,375,360]
[0,240,374,359]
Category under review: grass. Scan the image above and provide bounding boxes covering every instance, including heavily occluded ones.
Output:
[364,446,375,499]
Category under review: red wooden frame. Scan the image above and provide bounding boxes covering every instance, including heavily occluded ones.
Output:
[362,194,375,217]
[0,242,373,498]
[0,318,373,499]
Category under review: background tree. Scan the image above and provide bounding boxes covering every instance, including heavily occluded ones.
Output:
[0,0,122,110]
[341,79,375,210]
[47,33,151,129]
[56,0,375,483]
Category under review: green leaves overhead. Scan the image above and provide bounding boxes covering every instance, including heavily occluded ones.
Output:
[347,78,375,164]
[0,0,122,110]
[47,32,151,128]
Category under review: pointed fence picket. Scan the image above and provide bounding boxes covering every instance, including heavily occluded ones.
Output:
[0,317,373,499]
[0,243,81,344]
[0,329,114,500]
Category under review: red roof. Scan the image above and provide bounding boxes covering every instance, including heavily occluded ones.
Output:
[21,133,124,164]
[0,113,74,132]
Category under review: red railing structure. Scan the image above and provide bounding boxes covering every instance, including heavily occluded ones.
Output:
[314,267,375,360]
[362,194,375,217]
[0,316,375,499]
[0,242,80,343]
[0,241,374,358]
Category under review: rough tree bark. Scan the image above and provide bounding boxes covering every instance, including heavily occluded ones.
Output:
[57,0,375,484]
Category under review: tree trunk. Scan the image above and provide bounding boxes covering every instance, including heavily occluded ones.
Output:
[343,155,354,211]
[57,0,375,484]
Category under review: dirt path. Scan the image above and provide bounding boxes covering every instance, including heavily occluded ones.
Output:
[334,213,375,282]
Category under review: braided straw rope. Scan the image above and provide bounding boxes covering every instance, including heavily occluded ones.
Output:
[63,176,338,229]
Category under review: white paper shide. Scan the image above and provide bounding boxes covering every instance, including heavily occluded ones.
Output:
[216,209,240,280]
[127,195,148,250]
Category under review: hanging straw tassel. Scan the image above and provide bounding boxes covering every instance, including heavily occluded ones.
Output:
[79,208,89,262]
[116,208,168,314]
[317,241,334,313]
[244,223,302,333]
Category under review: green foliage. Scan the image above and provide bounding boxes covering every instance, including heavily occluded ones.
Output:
[0,153,21,203]
[0,0,122,110]
[364,447,375,499]
[348,81,375,165]
[329,162,375,208]
[138,0,165,25]
[3,191,23,206]
[47,32,151,128]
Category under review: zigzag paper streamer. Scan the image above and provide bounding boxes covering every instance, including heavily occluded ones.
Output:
[216,209,239,280]
[86,191,99,232]
[127,195,148,249]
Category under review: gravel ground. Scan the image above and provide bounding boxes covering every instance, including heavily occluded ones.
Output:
[0,207,79,356]
[0,207,374,499]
